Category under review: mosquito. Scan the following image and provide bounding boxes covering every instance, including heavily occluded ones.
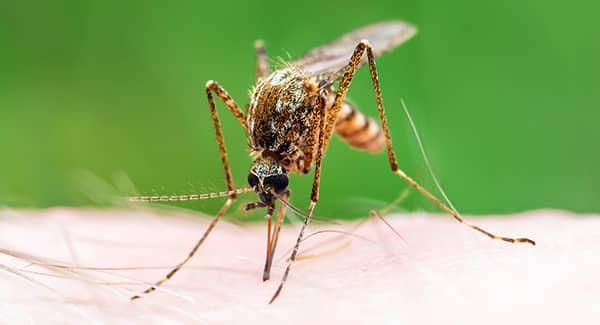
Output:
[129,20,535,303]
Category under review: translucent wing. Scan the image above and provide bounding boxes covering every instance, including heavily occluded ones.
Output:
[294,21,417,84]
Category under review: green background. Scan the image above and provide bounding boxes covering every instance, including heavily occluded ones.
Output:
[1,0,598,219]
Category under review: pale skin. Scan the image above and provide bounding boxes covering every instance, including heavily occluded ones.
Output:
[1,208,598,324]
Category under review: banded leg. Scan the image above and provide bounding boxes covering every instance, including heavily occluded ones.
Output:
[130,80,246,300]
[255,40,270,80]
[269,87,329,303]
[360,42,535,246]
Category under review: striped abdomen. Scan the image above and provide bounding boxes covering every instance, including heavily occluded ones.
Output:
[335,102,385,153]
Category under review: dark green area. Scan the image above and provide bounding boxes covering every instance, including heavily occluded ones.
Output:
[1,0,598,219]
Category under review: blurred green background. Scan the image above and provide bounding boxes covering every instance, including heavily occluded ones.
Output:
[1,0,598,219]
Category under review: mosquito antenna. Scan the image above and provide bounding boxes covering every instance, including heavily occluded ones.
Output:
[398,98,535,245]
[129,187,253,203]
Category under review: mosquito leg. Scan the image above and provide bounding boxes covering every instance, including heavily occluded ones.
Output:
[255,40,270,80]
[205,80,249,133]
[130,81,246,300]
[360,42,535,245]
[130,199,233,300]
[269,92,332,303]
[245,202,268,211]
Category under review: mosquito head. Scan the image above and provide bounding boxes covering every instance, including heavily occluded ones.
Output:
[248,157,289,204]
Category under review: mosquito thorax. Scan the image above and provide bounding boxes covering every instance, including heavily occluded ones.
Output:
[248,67,310,119]
[246,66,322,176]
[248,156,289,204]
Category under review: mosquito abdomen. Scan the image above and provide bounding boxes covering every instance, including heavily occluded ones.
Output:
[335,102,385,153]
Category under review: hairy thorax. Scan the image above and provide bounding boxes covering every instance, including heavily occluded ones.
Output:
[247,66,322,173]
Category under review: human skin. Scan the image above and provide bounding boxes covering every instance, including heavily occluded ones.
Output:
[0,208,598,324]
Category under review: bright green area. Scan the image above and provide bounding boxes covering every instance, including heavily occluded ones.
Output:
[1,0,598,219]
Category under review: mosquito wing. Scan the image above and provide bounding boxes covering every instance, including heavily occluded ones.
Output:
[294,21,417,84]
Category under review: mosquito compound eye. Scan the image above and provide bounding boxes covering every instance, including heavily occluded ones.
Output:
[264,174,289,194]
[247,173,259,188]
